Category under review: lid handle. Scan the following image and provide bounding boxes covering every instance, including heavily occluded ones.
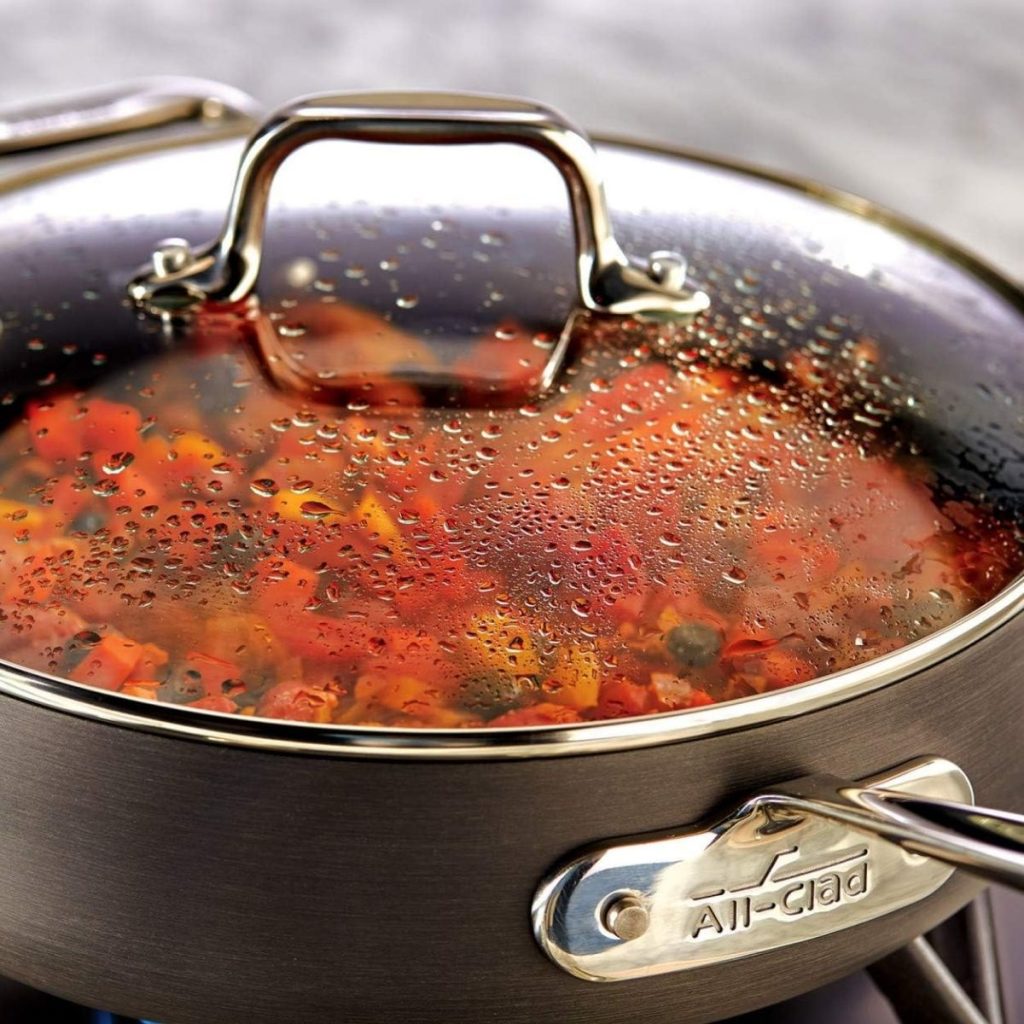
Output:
[129,91,710,322]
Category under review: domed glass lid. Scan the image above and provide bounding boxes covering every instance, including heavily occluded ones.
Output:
[0,90,1021,732]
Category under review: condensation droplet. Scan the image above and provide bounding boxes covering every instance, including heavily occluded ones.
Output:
[250,478,278,498]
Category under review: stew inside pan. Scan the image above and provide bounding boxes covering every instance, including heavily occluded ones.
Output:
[0,296,1020,727]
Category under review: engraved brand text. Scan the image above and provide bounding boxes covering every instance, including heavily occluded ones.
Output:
[688,847,870,940]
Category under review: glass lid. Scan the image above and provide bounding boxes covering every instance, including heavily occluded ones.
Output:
[0,91,1022,732]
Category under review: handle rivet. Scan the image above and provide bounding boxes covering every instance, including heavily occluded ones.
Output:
[603,894,650,941]
[151,238,193,278]
[647,250,688,291]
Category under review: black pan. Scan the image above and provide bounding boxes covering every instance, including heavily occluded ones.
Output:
[0,80,1021,1024]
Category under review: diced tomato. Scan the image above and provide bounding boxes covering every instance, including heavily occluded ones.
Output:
[685,687,715,708]
[489,702,582,727]
[187,694,239,713]
[278,614,376,662]
[26,397,84,463]
[257,680,339,722]
[596,674,654,719]
[752,530,841,588]
[756,649,818,691]
[81,399,143,455]
[183,651,241,697]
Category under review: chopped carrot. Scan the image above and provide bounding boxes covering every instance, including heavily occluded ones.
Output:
[71,636,145,690]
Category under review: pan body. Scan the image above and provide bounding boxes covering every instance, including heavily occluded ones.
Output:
[0,615,1020,1024]
[0,129,1022,1021]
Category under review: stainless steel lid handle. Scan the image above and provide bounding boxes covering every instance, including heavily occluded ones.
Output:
[129,91,710,322]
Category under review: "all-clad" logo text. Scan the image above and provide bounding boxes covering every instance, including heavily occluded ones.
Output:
[687,845,870,940]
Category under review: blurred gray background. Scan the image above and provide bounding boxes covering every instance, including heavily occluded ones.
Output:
[2,0,1022,277]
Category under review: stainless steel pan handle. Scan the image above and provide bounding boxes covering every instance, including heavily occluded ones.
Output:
[0,77,259,155]
[762,776,1024,892]
[128,90,710,330]
[533,758,1023,983]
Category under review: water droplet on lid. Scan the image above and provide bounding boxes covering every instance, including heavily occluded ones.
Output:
[300,501,338,520]
[722,566,748,585]
[73,630,102,646]
[250,478,278,498]
[396,294,419,310]
[101,451,135,475]
[284,258,317,288]
[92,479,120,498]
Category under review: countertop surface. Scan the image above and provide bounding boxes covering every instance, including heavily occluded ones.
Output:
[1,0,1021,279]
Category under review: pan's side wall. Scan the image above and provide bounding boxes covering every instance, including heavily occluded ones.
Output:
[0,616,1020,1024]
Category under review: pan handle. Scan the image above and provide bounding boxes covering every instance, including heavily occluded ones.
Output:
[763,777,1024,892]
[533,758,1022,983]
[0,77,259,155]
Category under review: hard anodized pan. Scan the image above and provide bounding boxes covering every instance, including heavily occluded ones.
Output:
[0,80,1021,1024]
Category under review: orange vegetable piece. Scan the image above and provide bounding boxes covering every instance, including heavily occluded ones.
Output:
[71,636,146,691]
[258,680,339,723]
[489,702,582,727]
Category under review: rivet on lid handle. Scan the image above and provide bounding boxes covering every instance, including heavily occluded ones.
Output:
[128,92,711,397]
